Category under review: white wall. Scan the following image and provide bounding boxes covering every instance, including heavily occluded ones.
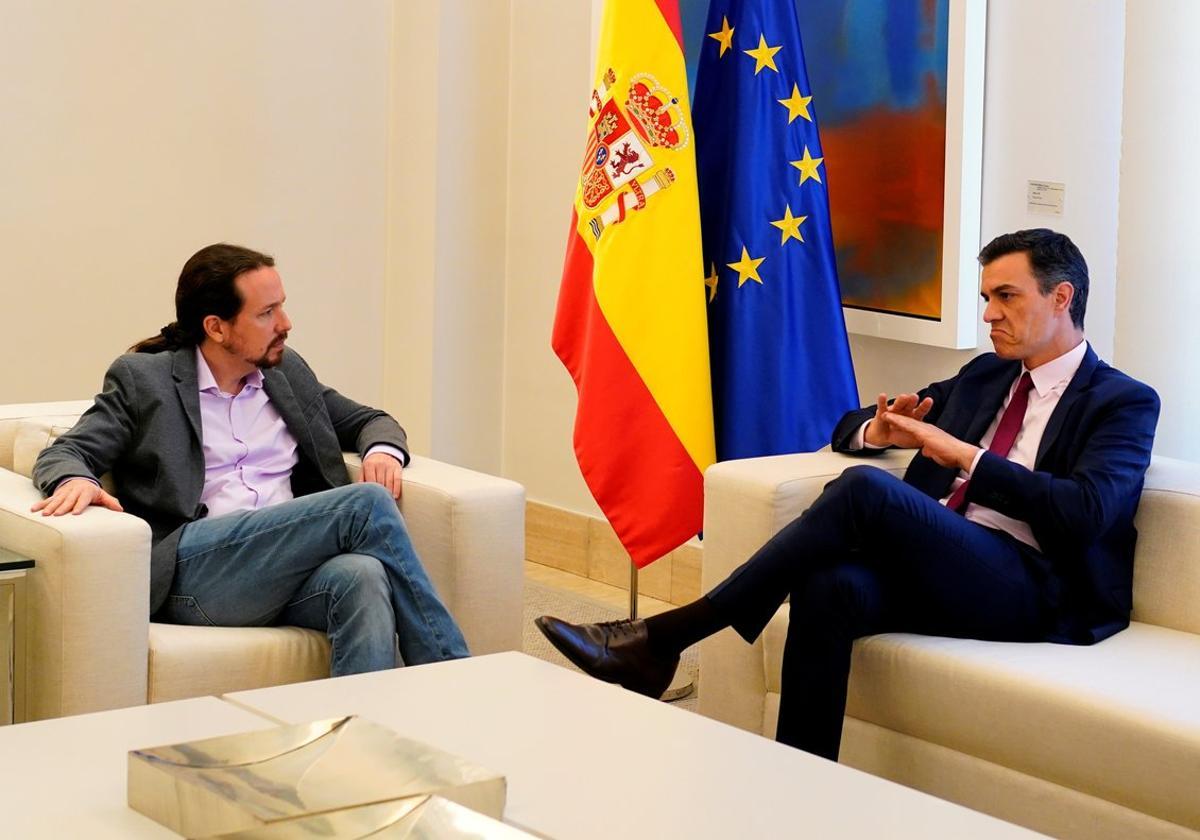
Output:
[0,0,393,405]
[1114,2,1200,461]
[384,1,441,455]
[501,0,603,516]
[1,0,512,476]
[383,0,511,474]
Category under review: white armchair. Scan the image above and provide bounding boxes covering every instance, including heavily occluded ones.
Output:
[0,401,526,720]
[698,449,1200,839]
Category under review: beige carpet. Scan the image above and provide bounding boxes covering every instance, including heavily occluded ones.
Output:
[522,579,700,713]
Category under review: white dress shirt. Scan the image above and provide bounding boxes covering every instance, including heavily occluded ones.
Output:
[854,340,1088,551]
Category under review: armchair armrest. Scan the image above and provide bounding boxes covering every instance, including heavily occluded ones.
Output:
[1130,455,1200,634]
[0,468,150,720]
[702,449,913,586]
[342,453,525,655]
[698,449,912,732]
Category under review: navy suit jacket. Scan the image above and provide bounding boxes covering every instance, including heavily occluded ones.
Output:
[831,346,1159,644]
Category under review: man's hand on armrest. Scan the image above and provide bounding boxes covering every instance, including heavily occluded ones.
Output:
[31,477,124,517]
[359,451,404,500]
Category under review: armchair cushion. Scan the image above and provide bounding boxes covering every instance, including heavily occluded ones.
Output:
[762,611,1200,830]
[148,623,329,704]
[0,401,92,473]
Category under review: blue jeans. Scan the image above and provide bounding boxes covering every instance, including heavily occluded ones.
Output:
[161,483,469,675]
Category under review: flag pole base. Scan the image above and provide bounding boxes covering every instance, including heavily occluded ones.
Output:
[630,559,692,701]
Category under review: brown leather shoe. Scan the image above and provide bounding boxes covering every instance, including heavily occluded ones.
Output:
[534,615,679,698]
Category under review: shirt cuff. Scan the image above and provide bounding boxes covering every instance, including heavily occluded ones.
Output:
[850,420,888,450]
[966,448,985,477]
[365,443,408,467]
[53,476,99,493]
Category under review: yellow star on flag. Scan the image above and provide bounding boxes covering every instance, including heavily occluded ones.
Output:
[727,247,766,287]
[743,34,782,75]
[708,16,735,57]
[770,204,808,245]
[777,84,813,124]
[705,263,719,302]
[790,146,824,186]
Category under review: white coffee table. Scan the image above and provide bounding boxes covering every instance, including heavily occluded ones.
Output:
[227,651,1044,839]
[0,696,276,838]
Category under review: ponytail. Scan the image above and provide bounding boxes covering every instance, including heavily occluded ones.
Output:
[128,243,274,354]
[130,321,190,354]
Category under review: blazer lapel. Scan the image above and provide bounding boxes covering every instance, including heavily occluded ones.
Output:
[909,358,1018,500]
[262,369,320,467]
[959,359,1022,445]
[171,349,203,445]
[1036,345,1099,466]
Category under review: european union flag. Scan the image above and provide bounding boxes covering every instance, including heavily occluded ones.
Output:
[695,0,858,461]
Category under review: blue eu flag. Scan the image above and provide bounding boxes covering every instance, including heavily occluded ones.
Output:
[695,0,858,461]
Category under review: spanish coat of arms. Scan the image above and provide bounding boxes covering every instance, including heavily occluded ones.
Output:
[579,68,690,240]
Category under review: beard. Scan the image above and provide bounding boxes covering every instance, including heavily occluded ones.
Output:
[252,336,287,369]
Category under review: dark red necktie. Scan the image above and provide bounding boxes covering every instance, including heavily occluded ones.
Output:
[946,372,1034,513]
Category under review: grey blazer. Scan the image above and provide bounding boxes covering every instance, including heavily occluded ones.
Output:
[33,347,408,615]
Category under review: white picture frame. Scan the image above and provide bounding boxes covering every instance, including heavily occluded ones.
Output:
[841,0,987,349]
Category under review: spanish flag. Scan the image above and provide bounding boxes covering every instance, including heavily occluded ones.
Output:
[553,0,715,567]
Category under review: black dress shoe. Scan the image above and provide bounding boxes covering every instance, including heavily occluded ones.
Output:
[534,615,679,698]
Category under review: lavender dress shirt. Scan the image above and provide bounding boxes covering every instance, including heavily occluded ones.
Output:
[195,349,404,519]
[196,349,300,518]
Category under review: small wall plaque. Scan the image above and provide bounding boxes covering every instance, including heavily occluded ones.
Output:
[1027,180,1065,216]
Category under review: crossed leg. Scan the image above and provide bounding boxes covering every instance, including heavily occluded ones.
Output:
[160,483,469,674]
[707,465,1054,758]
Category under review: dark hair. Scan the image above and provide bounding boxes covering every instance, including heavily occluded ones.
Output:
[130,244,275,353]
[978,228,1088,329]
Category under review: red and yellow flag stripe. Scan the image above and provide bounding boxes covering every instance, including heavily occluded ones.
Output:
[553,0,715,567]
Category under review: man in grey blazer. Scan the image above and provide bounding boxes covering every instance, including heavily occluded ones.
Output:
[32,243,468,674]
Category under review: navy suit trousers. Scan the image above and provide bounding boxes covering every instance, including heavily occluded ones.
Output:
[707,465,1059,760]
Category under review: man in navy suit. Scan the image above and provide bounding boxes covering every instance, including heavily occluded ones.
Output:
[536,229,1160,760]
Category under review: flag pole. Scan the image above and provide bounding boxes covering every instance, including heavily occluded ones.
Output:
[554,0,707,707]
[630,556,694,702]
[628,561,638,620]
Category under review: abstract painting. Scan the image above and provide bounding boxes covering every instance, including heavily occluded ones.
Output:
[680,0,985,347]
[794,0,948,320]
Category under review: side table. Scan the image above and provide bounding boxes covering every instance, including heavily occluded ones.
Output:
[0,547,33,725]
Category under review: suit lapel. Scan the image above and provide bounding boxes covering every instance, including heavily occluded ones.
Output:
[909,357,1018,500]
[171,349,203,445]
[1036,345,1098,466]
[959,358,1022,445]
[262,368,320,467]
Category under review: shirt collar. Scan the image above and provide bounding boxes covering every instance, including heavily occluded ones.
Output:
[195,347,264,396]
[1024,339,1088,398]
